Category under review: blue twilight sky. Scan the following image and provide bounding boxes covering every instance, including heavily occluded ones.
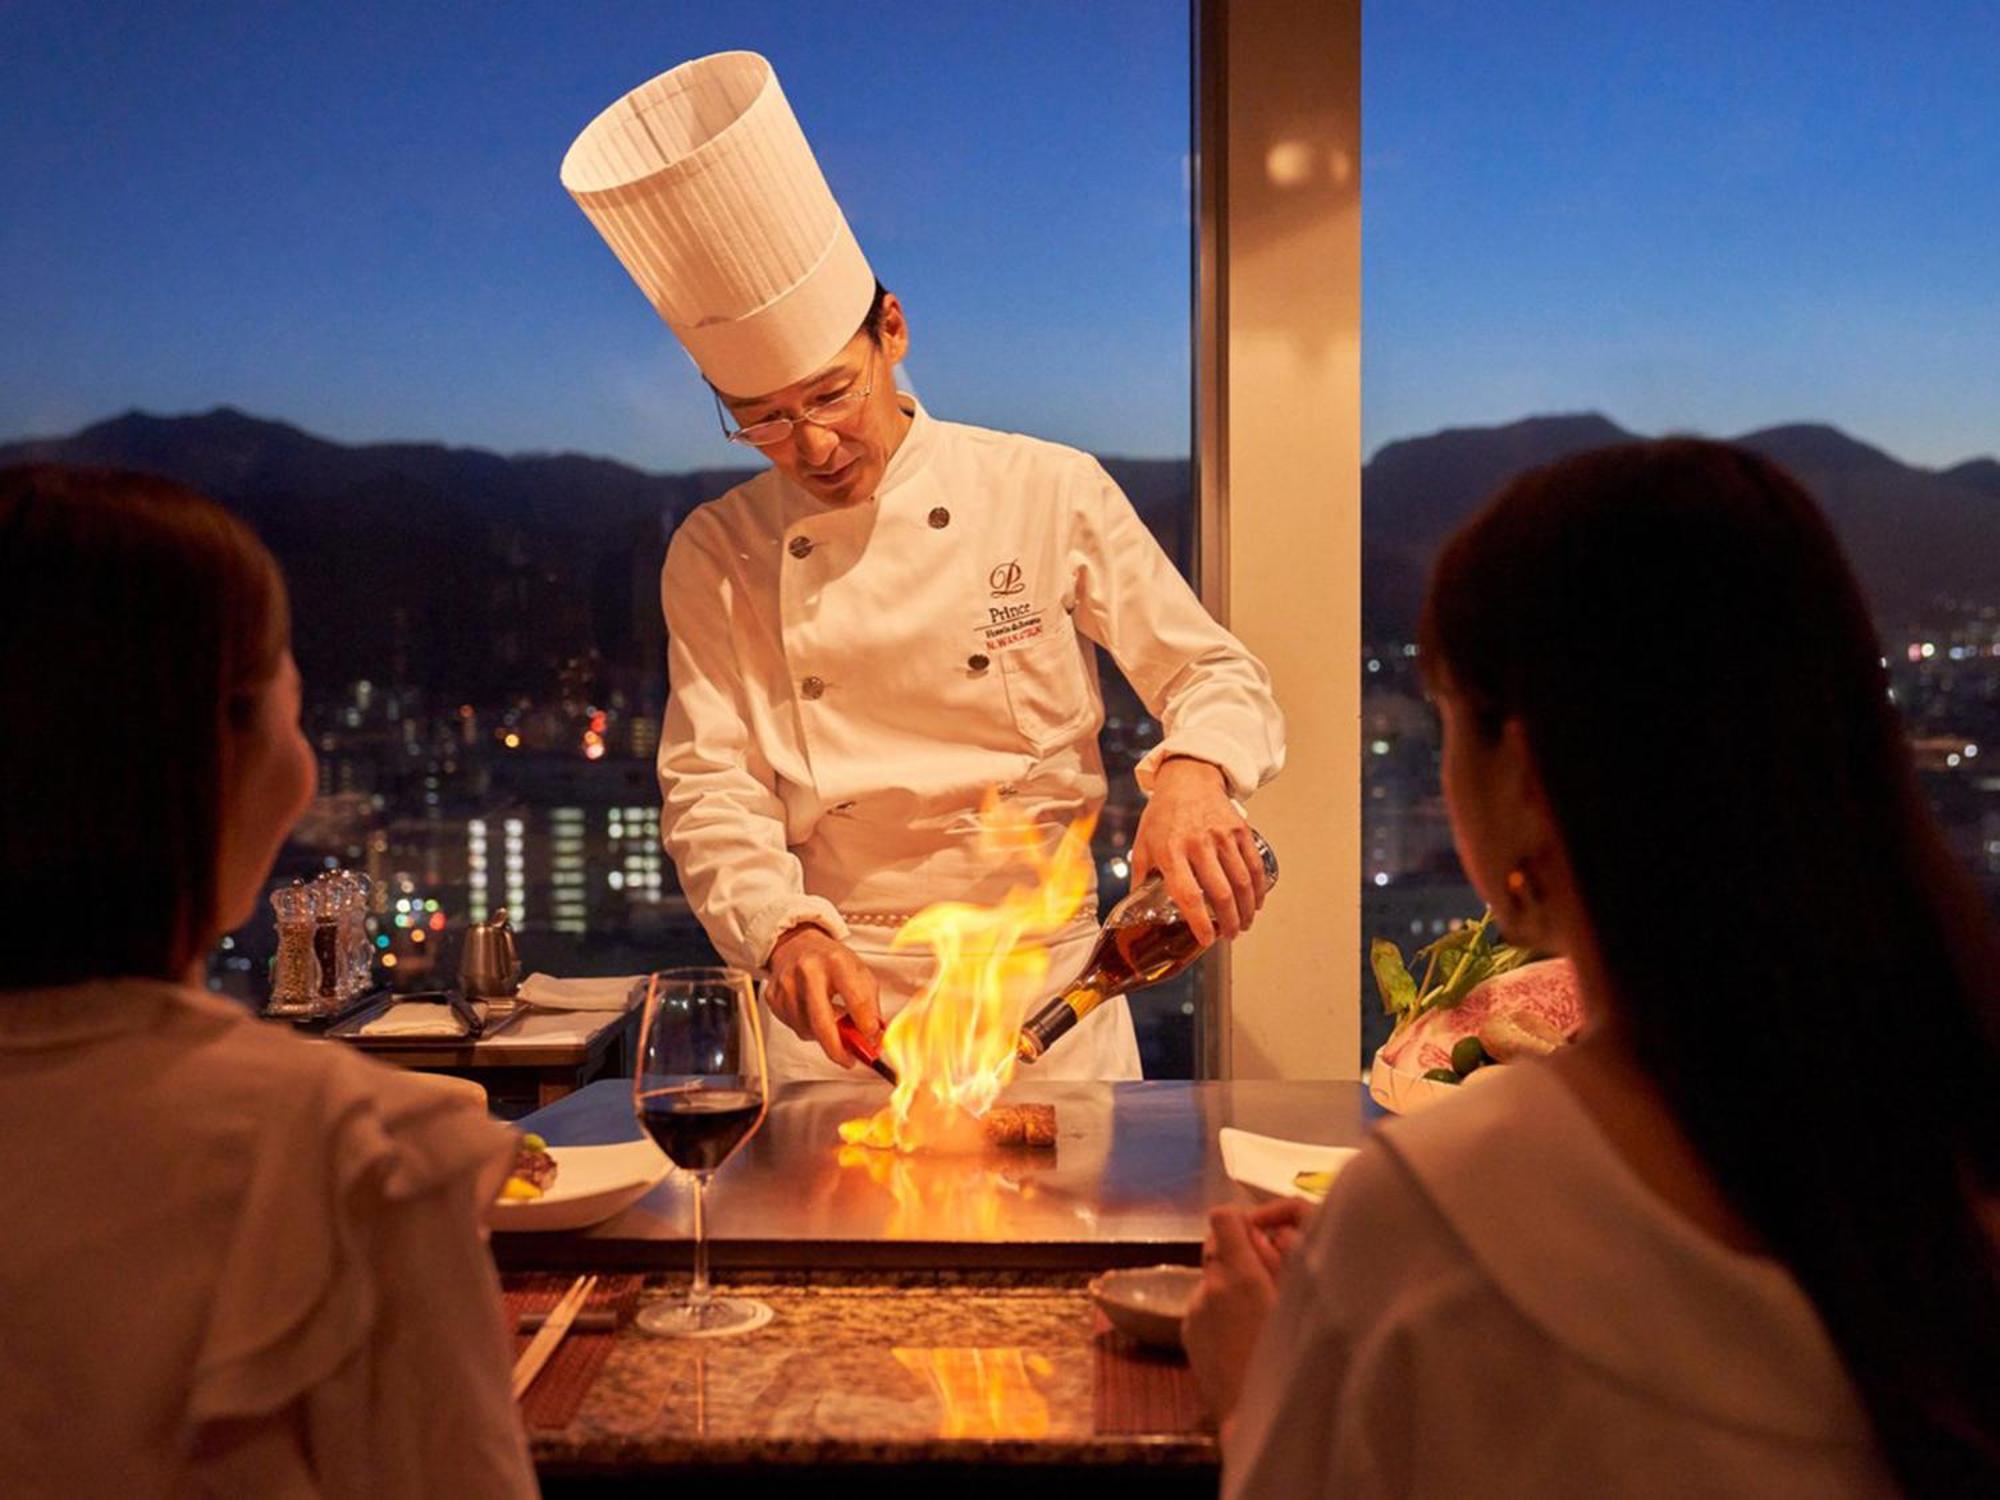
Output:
[2,2,1996,472]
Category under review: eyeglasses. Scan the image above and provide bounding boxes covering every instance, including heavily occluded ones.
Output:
[716,349,876,448]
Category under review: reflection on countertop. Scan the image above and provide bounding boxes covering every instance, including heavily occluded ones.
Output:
[530,1274,1212,1472]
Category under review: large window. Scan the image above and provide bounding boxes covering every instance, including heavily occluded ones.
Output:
[0,8,1201,1070]
[1360,2,2000,1060]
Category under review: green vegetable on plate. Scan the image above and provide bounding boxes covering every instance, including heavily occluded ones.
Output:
[1370,909,1535,1034]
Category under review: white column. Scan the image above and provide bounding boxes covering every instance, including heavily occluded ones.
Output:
[1199,0,1362,1078]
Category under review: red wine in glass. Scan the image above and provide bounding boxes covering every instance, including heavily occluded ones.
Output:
[639,1089,764,1175]
[632,967,769,1338]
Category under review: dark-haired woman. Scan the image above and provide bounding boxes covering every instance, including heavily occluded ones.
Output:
[0,467,537,1497]
[1185,440,1999,1498]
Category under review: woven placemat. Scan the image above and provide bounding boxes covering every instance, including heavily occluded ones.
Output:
[503,1273,643,1430]
[1090,1310,1209,1436]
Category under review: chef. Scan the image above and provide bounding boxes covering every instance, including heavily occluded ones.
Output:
[562,52,1284,1081]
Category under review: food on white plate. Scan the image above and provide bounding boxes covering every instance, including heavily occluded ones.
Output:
[1372,912,1581,1087]
[500,1132,559,1201]
[1293,1168,1339,1200]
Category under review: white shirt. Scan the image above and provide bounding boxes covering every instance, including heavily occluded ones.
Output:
[1226,1061,1896,1500]
[658,400,1283,1078]
[0,980,537,1500]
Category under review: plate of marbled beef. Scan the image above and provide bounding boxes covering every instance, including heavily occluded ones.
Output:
[1369,958,1583,1115]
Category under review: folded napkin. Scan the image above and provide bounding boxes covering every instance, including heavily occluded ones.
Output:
[356,1000,473,1039]
[1218,1127,1360,1202]
[517,973,643,1012]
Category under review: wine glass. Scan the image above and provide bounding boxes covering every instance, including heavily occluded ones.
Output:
[632,967,770,1337]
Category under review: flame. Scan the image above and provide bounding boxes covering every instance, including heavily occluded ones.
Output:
[836,1143,1032,1239]
[839,793,1095,1153]
[892,1348,1055,1439]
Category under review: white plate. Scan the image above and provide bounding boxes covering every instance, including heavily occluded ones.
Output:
[1367,1047,1476,1116]
[1218,1127,1360,1202]
[487,1140,671,1233]
[1089,1265,1202,1350]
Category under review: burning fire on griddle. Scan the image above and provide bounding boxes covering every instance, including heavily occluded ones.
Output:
[837,794,1090,1154]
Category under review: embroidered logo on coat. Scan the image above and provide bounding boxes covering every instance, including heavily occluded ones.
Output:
[988,560,1026,597]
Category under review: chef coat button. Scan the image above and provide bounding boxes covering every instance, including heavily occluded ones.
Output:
[800,675,826,701]
[967,653,990,673]
[928,507,951,529]
[788,535,814,559]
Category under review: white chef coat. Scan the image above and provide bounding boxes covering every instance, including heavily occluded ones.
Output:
[1224,1060,1895,1500]
[658,397,1284,1081]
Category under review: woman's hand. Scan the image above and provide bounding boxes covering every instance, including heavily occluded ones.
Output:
[1183,1201,1307,1420]
[765,925,882,1067]
[1244,1197,1312,1268]
[1129,757,1266,946]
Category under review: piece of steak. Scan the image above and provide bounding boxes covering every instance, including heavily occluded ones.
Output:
[509,1135,559,1193]
[982,1103,1056,1150]
[1378,957,1583,1073]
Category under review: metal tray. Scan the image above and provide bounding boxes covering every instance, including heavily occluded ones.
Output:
[262,987,389,1031]
[324,991,527,1049]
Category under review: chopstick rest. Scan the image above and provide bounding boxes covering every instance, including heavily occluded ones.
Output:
[516,1307,618,1333]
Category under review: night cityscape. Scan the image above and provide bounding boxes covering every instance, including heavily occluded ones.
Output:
[12,402,1991,1077]
[1359,610,2000,1058]
[7,5,1997,1077]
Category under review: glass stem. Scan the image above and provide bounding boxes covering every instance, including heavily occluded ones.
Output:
[689,1173,711,1308]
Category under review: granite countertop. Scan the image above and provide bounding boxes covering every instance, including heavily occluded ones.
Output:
[530,1271,1214,1474]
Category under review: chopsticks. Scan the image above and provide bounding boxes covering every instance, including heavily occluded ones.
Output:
[510,1274,597,1401]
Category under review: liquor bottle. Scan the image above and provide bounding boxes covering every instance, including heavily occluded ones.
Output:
[1016,831,1279,1064]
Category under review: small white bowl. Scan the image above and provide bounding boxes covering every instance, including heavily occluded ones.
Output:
[1089,1265,1203,1350]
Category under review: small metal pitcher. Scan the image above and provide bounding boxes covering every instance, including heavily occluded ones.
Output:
[459,908,520,1000]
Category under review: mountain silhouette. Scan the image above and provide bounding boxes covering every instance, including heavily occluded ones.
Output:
[1364,414,2000,638]
[9,405,1986,681]
[0,407,1192,700]
[1942,458,2000,500]
[0,407,747,700]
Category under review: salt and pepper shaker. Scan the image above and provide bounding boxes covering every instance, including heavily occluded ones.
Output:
[268,868,378,1015]
[341,871,373,997]
[270,880,319,1009]
[310,874,342,1000]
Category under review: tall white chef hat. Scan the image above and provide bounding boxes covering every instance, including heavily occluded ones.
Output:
[560,51,877,399]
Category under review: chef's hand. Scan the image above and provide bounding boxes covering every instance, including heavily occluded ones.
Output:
[766,925,883,1068]
[1183,1205,1285,1421]
[1128,757,1266,946]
